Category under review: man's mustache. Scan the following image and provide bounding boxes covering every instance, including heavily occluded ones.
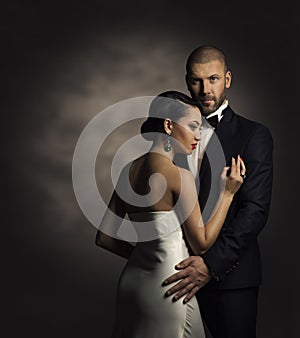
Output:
[194,96,215,103]
[199,96,215,101]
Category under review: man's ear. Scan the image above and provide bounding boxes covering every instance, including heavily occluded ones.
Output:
[225,70,232,89]
[163,118,173,135]
[185,74,191,90]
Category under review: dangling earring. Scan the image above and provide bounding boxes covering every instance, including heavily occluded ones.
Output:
[164,133,171,152]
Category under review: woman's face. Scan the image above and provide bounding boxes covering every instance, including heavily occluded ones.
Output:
[171,106,202,154]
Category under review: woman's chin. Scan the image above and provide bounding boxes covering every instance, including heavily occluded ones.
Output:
[174,147,191,156]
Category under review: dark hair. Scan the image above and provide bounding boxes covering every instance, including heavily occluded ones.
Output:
[186,45,228,74]
[141,91,198,141]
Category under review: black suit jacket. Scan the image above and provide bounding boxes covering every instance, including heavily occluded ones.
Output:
[199,106,273,289]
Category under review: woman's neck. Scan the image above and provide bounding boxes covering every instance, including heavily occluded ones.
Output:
[149,142,175,161]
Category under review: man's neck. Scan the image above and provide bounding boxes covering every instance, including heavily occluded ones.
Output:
[206,100,228,120]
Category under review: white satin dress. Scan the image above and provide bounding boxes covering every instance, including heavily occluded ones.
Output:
[112,210,205,338]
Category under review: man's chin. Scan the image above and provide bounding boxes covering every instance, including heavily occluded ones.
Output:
[199,107,215,116]
[195,102,214,114]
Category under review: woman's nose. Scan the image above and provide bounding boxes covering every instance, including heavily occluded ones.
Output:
[195,129,202,141]
[195,128,201,141]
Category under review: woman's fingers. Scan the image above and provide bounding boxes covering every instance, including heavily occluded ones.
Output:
[221,166,230,180]
[231,156,236,171]
[240,157,246,175]
[230,155,246,178]
[236,155,241,176]
[224,155,247,194]
[229,156,239,178]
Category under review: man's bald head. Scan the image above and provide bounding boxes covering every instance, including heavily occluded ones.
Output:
[186,45,228,74]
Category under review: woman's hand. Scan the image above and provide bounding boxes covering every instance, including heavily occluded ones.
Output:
[221,155,246,195]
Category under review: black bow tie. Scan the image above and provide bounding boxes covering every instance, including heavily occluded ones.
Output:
[205,115,219,129]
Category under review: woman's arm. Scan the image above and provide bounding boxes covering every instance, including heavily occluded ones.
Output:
[96,228,134,260]
[178,156,244,255]
[95,179,134,260]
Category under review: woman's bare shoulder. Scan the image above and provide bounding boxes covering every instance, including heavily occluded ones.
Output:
[176,166,195,181]
[167,165,195,195]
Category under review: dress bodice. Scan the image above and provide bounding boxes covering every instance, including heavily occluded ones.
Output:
[127,210,182,243]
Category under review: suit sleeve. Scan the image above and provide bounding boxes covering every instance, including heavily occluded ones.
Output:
[201,124,274,280]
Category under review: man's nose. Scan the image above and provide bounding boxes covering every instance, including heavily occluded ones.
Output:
[202,80,210,94]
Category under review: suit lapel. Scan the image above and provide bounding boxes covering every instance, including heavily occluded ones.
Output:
[215,106,234,142]
[198,106,234,219]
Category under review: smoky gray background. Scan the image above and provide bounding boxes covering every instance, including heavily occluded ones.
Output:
[3,1,298,337]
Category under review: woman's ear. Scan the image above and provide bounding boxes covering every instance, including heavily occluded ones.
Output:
[163,118,173,135]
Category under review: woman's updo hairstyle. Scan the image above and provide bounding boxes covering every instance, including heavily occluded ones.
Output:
[141,91,198,141]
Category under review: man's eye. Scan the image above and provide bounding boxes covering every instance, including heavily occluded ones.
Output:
[210,76,218,82]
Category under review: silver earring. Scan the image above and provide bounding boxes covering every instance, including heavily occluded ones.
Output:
[164,133,171,152]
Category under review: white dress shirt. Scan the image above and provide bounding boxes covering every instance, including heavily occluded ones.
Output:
[187,100,228,177]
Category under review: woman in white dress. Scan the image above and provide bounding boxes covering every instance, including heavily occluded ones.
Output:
[96,91,246,337]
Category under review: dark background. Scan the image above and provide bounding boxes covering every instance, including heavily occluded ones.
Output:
[3,1,298,337]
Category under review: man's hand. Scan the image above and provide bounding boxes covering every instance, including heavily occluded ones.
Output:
[163,256,211,303]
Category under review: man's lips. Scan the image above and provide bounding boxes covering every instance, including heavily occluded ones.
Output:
[191,143,198,149]
[200,99,214,105]
[195,97,214,104]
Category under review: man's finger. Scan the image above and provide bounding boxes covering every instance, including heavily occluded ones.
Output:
[171,283,194,301]
[162,269,189,285]
[174,256,194,270]
[164,278,190,297]
[183,285,201,304]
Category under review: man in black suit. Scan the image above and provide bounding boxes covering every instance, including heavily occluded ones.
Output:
[163,45,273,337]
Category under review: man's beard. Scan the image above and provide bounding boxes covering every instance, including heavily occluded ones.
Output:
[194,90,227,117]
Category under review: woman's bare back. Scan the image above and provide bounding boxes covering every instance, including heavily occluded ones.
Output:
[126,152,182,213]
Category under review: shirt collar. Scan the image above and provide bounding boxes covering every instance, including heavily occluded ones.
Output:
[205,100,228,121]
